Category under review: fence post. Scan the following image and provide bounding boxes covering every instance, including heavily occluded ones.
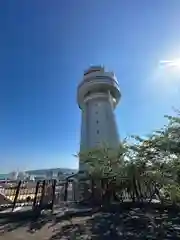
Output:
[51,179,56,213]
[64,179,68,202]
[12,181,21,211]
[39,180,46,210]
[33,181,40,210]
[72,180,76,201]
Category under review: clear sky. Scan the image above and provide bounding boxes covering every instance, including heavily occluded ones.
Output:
[0,0,180,173]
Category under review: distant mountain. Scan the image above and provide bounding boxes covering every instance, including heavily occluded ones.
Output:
[0,174,8,180]
[26,168,78,175]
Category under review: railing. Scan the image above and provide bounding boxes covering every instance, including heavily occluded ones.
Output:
[0,176,169,213]
[77,177,165,206]
[78,75,119,92]
[0,178,77,213]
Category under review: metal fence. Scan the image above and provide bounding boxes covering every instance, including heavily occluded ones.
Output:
[77,177,163,205]
[0,178,77,212]
[0,176,164,213]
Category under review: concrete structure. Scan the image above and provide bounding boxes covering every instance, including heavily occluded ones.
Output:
[77,66,121,172]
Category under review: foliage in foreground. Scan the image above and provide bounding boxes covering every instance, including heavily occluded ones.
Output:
[77,110,180,204]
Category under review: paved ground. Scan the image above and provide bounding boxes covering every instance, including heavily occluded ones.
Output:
[0,206,180,239]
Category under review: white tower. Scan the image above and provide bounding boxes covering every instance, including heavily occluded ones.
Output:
[77,66,121,172]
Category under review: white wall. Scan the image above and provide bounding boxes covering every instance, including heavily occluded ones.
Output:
[78,67,121,172]
[80,92,119,152]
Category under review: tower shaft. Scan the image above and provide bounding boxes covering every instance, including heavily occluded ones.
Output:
[77,66,121,172]
[80,91,119,151]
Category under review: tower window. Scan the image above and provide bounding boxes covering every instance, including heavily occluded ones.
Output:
[95,111,98,114]
[97,130,99,134]
[96,120,99,124]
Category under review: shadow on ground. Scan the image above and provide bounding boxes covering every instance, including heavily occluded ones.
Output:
[0,210,52,235]
[0,207,95,237]
[49,206,180,240]
[1,205,180,239]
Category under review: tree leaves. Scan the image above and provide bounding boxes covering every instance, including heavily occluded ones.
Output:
[76,109,180,204]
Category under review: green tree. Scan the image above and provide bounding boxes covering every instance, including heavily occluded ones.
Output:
[76,110,180,205]
[75,143,127,203]
[128,110,180,203]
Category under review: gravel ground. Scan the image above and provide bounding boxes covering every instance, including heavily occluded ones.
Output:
[0,206,180,239]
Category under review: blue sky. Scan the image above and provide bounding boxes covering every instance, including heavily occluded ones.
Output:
[0,0,180,173]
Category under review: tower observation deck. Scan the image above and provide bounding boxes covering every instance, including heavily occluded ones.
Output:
[77,66,121,171]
